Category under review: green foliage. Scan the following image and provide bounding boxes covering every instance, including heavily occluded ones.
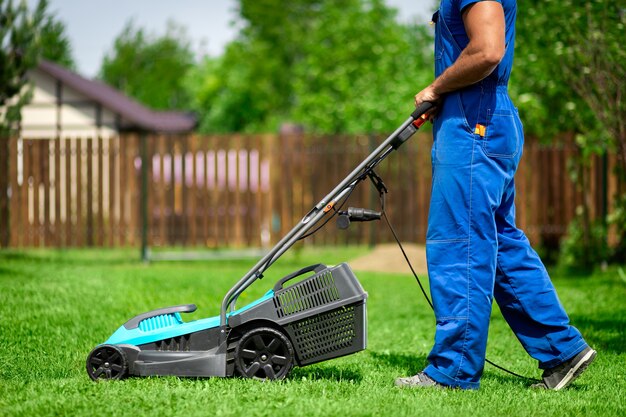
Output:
[189,0,433,133]
[0,0,48,137]
[608,193,626,262]
[290,1,432,133]
[558,213,609,273]
[100,20,195,111]
[512,0,624,142]
[39,9,75,69]
[515,1,626,262]
[1,248,625,416]
[187,38,287,133]
[183,57,222,132]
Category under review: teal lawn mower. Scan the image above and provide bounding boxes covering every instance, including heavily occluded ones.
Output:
[86,103,433,381]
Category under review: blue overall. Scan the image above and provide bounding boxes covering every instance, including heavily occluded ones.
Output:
[423,0,589,389]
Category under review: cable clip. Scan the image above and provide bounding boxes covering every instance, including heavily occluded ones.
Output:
[368,170,388,195]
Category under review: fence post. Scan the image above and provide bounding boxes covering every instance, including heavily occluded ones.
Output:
[140,132,149,262]
[0,137,9,247]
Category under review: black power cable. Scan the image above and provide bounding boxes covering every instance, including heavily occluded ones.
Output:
[379,192,540,383]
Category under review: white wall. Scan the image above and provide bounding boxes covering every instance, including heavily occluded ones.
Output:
[20,69,118,139]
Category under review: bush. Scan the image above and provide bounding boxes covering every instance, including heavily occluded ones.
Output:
[558,212,609,273]
[608,193,626,263]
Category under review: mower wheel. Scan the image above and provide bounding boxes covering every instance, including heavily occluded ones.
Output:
[234,327,294,380]
[86,344,128,381]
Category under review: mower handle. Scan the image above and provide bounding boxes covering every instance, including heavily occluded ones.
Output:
[273,264,327,292]
[411,101,435,120]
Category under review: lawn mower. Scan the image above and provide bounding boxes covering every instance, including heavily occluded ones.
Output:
[86,103,434,381]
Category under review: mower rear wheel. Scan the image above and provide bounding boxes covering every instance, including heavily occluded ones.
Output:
[86,344,128,381]
[234,327,294,380]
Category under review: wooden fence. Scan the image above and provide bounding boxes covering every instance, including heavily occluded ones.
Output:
[0,133,622,250]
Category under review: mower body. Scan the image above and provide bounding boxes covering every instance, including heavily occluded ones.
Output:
[87,263,367,380]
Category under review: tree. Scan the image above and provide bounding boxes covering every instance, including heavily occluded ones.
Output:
[513,0,626,267]
[0,0,48,137]
[39,10,75,69]
[190,0,433,134]
[0,0,49,247]
[100,21,195,111]
[289,0,433,133]
[188,0,321,133]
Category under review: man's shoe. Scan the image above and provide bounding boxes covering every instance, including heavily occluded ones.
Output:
[531,347,597,390]
[395,372,445,388]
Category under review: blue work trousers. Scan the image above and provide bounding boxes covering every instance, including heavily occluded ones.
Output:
[423,86,588,389]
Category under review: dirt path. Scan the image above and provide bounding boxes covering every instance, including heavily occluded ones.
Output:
[349,243,428,275]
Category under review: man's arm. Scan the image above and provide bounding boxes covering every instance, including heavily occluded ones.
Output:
[414,1,506,109]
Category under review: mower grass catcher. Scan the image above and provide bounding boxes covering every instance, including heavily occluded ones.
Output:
[86,103,433,381]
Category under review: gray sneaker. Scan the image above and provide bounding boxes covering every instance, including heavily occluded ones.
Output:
[531,347,597,390]
[395,372,445,388]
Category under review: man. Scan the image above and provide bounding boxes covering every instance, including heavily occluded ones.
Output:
[395,0,595,390]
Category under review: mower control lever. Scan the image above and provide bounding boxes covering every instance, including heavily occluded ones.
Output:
[337,207,382,230]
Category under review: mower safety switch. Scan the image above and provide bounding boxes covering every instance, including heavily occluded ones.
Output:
[337,207,382,230]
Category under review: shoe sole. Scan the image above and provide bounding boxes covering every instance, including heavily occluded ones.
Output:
[553,349,597,390]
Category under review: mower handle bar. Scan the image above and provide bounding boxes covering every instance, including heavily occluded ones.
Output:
[411,101,434,120]
[219,102,434,328]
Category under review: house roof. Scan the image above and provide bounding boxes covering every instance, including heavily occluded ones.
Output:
[38,59,196,133]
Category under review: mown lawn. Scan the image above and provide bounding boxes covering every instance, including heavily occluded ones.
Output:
[0,247,624,417]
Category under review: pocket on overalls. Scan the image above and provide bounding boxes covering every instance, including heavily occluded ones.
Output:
[482,109,520,158]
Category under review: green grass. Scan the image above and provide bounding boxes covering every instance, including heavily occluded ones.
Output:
[1,247,625,417]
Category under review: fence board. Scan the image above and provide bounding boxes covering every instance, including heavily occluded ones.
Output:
[86,139,93,246]
[262,134,274,247]
[52,140,60,246]
[65,139,72,246]
[188,134,198,245]
[607,153,619,245]
[108,137,117,247]
[96,138,104,246]
[8,138,19,247]
[76,140,84,246]
[0,140,8,245]
[123,134,135,245]
[199,136,208,246]
[155,135,167,246]
[562,142,574,229]
[167,135,179,244]
[32,141,42,247]
[22,141,32,246]
[44,141,52,246]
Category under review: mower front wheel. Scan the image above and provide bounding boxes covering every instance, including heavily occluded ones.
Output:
[234,327,294,380]
[86,344,128,381]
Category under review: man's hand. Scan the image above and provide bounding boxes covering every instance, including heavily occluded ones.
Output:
[414,84,440,121]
